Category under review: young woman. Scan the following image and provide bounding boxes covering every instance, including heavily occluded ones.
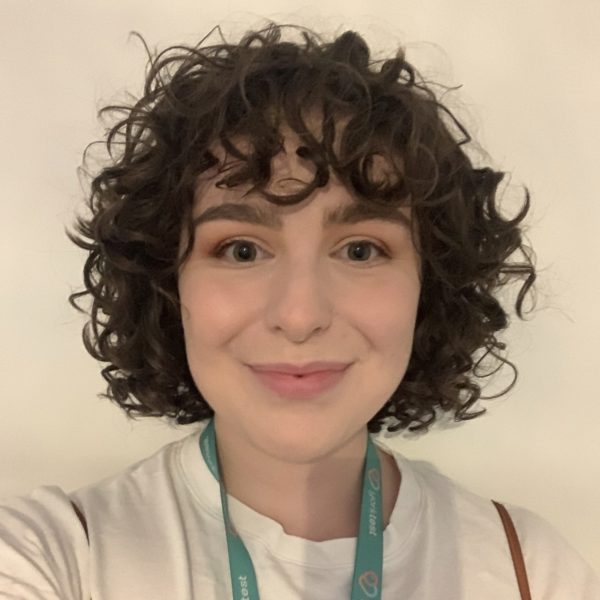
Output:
[1,22,598,599]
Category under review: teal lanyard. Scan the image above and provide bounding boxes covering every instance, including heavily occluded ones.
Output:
[200,417,383,599]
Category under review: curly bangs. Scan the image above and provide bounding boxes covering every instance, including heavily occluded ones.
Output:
[67,22,536,433]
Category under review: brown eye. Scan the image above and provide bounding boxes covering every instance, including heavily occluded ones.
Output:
[213,239,264,262]
[343,240,388,262]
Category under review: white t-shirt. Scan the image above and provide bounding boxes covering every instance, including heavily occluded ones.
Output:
[1,420,598,599]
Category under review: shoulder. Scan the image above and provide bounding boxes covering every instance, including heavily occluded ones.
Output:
[0,485,89,599]
[505,503,600,598]
[393,452,600,598]
[0,432,199,599]
[63,430,202,559]
[69,430,196,512]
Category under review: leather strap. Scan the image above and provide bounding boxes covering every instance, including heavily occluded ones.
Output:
[493,500,532,600]
[70,501,92,600]
[70,500,89,543]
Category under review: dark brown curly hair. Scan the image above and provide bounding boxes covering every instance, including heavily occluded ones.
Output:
[67,22,536,434]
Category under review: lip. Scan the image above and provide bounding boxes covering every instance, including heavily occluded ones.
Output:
[249,364,351,399]
[249,361,351,375]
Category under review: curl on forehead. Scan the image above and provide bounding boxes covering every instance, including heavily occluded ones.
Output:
[191,104,410,215]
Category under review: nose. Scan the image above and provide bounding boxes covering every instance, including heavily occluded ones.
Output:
[264,257,334,343]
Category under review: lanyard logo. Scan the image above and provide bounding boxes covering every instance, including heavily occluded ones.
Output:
[358,570,380,598]
[368,466,381,490]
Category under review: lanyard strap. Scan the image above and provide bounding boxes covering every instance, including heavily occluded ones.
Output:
[200,417,383,599]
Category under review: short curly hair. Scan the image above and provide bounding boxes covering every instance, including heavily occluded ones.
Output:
[67,22,536,434]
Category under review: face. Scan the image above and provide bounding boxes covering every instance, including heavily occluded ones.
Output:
[177,127,422,465]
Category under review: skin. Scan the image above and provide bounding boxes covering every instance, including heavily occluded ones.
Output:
[177,123,421,541]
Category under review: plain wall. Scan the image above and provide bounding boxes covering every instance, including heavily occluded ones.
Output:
[1,0,598,573]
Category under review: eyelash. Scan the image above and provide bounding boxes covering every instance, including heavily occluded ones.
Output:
[211,238,390,264]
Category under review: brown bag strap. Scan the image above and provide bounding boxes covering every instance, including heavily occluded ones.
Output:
[70,500,89,544]
[493,500,532,600]
[70,500,92,600]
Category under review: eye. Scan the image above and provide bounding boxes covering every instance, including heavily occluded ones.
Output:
[212,239,267,263]
[212,238,389,264]
[343,240,389,262]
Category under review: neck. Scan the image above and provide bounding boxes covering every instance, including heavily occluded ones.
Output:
[212,416,401,541]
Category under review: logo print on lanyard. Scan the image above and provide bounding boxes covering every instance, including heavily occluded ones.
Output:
[358,571,380,598]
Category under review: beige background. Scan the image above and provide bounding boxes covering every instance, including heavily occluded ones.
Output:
[1,0,598,573]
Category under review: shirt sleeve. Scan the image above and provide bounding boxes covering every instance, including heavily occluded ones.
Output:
[507,504,600,599]
[0,486,89,600]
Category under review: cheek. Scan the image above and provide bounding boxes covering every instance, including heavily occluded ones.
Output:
[351,275,420,355]
[179,274,247,348]
[356,271,419,323]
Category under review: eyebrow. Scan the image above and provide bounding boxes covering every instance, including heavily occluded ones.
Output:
[191,200,412,231]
